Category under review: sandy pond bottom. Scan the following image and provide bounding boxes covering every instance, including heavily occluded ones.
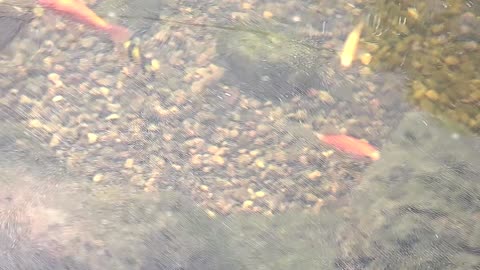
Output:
[0,111,478,269]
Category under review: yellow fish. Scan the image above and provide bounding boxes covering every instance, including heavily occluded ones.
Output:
[340,21,364,68]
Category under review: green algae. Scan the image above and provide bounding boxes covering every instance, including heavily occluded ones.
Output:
[364,0,480,133]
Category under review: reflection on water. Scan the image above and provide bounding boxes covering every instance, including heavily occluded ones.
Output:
[0,0,479,269]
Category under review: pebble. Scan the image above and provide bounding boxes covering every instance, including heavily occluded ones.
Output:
[151,59,161,71]
[322,150,335,158]
[47,73,63,86]
[407,7,419,20]
[92,173,104,183]
[199,185,209,192]
[105,114,120,120]
[255,191,266,198]
[318,91,335,104]
[211,155,225,166]
[207,145,219,154]
[80,37,96,49]
[307,170,322,180]
[444,56,460,66]
[237,154,253,165]
[255,158,266,168]
[303,193,318,203]
[256,124,272,136]
[190,154,203,168]
[242,200,254,209]
[263,11,273,19]
[242,2,252,9]
[87,133,98,144]
[99,87,110,96]
[124,158,134,169]
[52,95,64,102]
[425,89,439,101]
[28,119,43,129]
[359,53,372,65]
[49,134,61,147]
[107,103,121,112]
[229,129,239,138]
[96,76,114,87]
[205,209,216,218]
[312,199,325,214]
[19,95,34,104]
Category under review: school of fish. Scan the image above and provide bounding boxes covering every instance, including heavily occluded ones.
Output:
[37,0,131,43]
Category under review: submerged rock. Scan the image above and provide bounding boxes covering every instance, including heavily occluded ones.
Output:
[217,27,350,102]
[337,112,480,269]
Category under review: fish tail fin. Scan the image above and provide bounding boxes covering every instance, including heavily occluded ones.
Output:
[107,25,132,43]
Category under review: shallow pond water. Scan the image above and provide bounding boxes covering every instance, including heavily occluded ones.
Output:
[0,0,479,269]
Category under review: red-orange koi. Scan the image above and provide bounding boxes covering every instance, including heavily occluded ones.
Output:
[38,0,131,43]
[315,133,380,161]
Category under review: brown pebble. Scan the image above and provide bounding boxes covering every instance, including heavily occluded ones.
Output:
[444,55,460,66]
[303,193,318,203]
[92,173,104,182]
[124,158,134,169]
[307,170,322,181]
[425,89,439,101]
[211,155,225,166]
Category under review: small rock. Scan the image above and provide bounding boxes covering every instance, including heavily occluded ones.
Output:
[307,170,322,181]
[255,191,266,198]
[92,173,104,182]
[207,145,219,154]
[242,200,254,209]
[359,53,372,65]
[99,87,110,96]
[425,89,439,101]
[256,124,272,137]
[107,103,121,112]
[237,154,252,166]
[28,119,42,129]
[49,134,61,147]
[124,158,134,169]
[205,209,216,218]
[151,59,161,71]
[242,2,252,9]
[255,158,265,168]
[80,37,96,48]
[105,114,120,120]
[322,150,335,158]
[199,185,209,192]
[303,193,318,203]
[211,155,225,166]
[87,133,98,144]
[191,154,203,168]
[52,95,64,102]
[444,55,460,66]
[318,91,335,104]
[263,11,273,19]
[19,95,34,104]
[229,129,239,138]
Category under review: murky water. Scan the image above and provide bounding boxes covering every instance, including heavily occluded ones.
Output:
[0,0,479,269]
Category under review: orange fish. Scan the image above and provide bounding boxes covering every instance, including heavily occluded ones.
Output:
[315,133,380,161]
[38,0,131,43]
